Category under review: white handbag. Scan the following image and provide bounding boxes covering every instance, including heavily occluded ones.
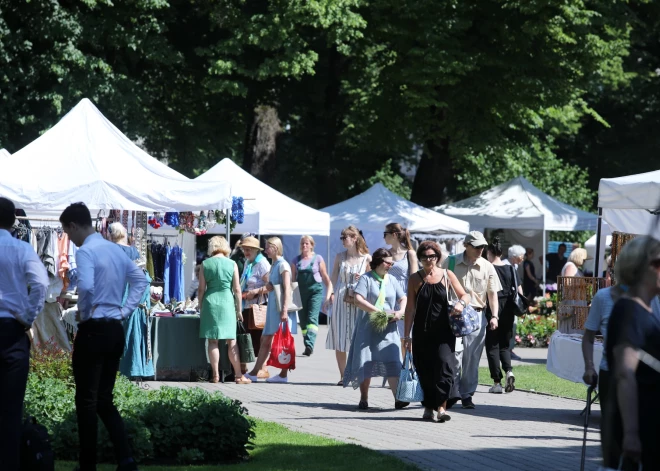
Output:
[273,282,303,312]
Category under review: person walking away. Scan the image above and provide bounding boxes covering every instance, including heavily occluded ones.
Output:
[198,236,251,384]
[238,236,271,377]
[291,235,332,356]
[0,197,49,471]
[60,202,149,471]
[441,231,501,409]
[485,237,523,394]
[326,226,371,384]
[245,237,297,383]
[601,237,660,470]
[544,243,567,284]
[343,248,408,410]
[384,223,418,359]
[404,241,470,422]
[506,245,526,361]
[522,248,538,300]
[561,247,589,277]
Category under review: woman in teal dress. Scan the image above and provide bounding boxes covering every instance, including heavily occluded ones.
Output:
[198,236,251,384]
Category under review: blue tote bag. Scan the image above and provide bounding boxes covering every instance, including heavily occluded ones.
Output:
[395,352,424,403]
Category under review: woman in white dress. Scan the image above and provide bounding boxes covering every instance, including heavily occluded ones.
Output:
[561,248,588,277]
[326,226,371,385]
[383,222,418,359]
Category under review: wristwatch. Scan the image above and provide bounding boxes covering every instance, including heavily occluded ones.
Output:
[458,299,467,308]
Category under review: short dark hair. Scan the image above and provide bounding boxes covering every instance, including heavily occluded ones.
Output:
[370,248,392,270]
[559,243,567,249]
[416,240,443,262]
[0,197,16,228]
[60,202,93,227]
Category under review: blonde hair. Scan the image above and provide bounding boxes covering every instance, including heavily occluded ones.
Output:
[267,237,284,257]
[568,248,588,267]
[614,236,660,287]
[208,236,230,256]
[300,235,315,254]
[342,225,369,255]
[108,222,127,243]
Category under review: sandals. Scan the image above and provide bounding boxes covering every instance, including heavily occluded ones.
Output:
[337,380,343,386]
[210,375,220,384]
[436,410,451,423]
[235,376,252,384]
[358,400,369,410]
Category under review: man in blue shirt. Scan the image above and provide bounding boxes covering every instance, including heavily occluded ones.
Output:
[60,203,148,471]
[0,197,49,471]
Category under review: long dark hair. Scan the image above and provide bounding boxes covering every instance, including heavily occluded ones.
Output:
[487,236,503,258]
[386,222,412,249]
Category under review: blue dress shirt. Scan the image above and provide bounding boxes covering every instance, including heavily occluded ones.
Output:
[76,233,148,322]
[0,229,49,326]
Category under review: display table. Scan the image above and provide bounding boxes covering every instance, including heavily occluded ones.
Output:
[547,331,603,384]
[151,316,230,381]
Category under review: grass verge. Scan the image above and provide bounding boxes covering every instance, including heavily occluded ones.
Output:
[479,364,591,401]
[55,419,420,471]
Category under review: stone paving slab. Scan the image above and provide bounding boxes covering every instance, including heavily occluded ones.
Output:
[150,326,601,471]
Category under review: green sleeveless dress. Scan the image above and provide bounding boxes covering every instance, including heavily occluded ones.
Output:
[199,256,237,340]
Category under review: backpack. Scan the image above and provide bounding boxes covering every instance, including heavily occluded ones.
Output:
[20,417,55,471]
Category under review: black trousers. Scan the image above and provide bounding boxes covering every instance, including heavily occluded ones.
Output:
[598,368,610,417]
[73,319,132,471]
[0,319,30,471]
[485,307,515,383]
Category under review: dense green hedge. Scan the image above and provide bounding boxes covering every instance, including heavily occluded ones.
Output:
[24,374,255,464]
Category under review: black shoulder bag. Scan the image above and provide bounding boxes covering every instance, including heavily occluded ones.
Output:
[510,265,529,317]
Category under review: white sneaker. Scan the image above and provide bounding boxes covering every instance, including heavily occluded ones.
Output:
[266,375,288,384]
[489,383,503,394]
[505,371,515,393]
[244,373,259,382]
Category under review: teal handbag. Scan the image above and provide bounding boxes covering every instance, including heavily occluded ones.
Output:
[395,352,424,402]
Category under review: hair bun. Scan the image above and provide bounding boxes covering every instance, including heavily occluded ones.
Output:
[493,236,500,244]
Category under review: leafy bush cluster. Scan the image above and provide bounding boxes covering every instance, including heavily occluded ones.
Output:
[29,338,74,385]
[24,351,255,464]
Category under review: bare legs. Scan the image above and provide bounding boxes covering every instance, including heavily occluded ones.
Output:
[227,339,250,382]
[335,350,347,381]
[247,335,288,378]
[359,377,399,403]
[208,340,220,382]
[209,339,250,382]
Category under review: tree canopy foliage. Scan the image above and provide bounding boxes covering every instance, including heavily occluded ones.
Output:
[0,0,655,213]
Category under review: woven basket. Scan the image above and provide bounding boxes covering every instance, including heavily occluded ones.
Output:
[610,231,638,285]
[557,276,606,334]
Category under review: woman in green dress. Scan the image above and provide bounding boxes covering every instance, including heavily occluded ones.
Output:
[198,236,251,384]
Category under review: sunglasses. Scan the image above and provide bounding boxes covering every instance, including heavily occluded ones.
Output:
[382,260,394,267]
[383,231,399,237]
[340,236,349,241]
[420,255,438,261]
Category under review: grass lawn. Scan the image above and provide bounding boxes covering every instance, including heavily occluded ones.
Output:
[55,419,420,471]
[479,364,591,401]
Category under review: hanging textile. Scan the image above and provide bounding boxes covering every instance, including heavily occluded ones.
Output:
[30,303,71,351]
[120,272,155,379]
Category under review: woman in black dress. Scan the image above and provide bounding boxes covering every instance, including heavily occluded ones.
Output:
[522,247,537,299]
[403,241,470,422]
[601,236,660,470]
[485,237,524,394]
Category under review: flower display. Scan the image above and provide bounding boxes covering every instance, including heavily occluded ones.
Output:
[515,313,557,348]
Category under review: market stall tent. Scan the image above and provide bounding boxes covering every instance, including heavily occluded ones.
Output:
[0,98,232,213]
[321,183,469,266]
[195,158,330,236]
[0,148,9,158]
[435,176,598,288]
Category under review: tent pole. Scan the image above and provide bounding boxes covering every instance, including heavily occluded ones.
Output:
[542,226,546,296]
[594,207,602,277]
[225,208,231,241]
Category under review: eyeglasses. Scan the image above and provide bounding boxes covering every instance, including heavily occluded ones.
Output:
[382,260,394,267]
[420,255,438,262]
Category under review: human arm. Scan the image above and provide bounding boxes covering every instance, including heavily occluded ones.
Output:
[363,255,372,273]
[407,250,418,276]
[290,258,298,282]
[122,262,149,318]
[390,279,407,322]
[75,250,95,322]
[486,265,501,329]
[280,269,292,322]
[197,265,207,308]
[232,262,243,322]
[353,275,378,313]
[319,258,334,310]
[327,253,341,308]
[582,293,604,386]
[21,248,49,327]
[403,275,421,352]
[447,270,471,316]
[525,262,536,281]
[563,262,578,277]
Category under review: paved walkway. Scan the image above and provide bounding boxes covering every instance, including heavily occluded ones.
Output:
[152,326,602,471]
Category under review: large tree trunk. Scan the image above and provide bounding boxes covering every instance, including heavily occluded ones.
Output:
[410,138,454,207]
[242,105,282,182]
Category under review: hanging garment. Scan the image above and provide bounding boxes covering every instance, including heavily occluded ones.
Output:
[169,246,184,302]
[120,272,154,379]
[30,303,72,351]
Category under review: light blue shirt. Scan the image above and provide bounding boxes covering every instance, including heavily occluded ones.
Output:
[584,287,660,371]
[76,233,148,322]
[0,229,49,326]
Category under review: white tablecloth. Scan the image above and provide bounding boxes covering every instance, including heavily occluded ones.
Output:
[546,331,603,384]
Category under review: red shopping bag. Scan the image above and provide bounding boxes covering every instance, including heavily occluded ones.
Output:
[267,322,296,370]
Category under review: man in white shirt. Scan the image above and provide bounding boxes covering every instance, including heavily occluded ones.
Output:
[60,203,148,471]
[442,231,502,409]
[0,197,49,471]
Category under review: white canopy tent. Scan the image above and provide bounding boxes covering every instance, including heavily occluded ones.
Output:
[0,98,232,213]
[584,224,612,275]
[436,176,599,288]
[321,183,469,266]
[595,170,660,273]
[0,148,9,158]
[195,158,330,237]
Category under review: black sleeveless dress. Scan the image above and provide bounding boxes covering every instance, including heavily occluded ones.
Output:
[412,274,457,410]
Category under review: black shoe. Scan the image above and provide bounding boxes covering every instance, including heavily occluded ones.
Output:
[358,400,369,410]
[446,397,459,410]
[395,400,410,410]
[461,397,476,409]
[303,346,313,356]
